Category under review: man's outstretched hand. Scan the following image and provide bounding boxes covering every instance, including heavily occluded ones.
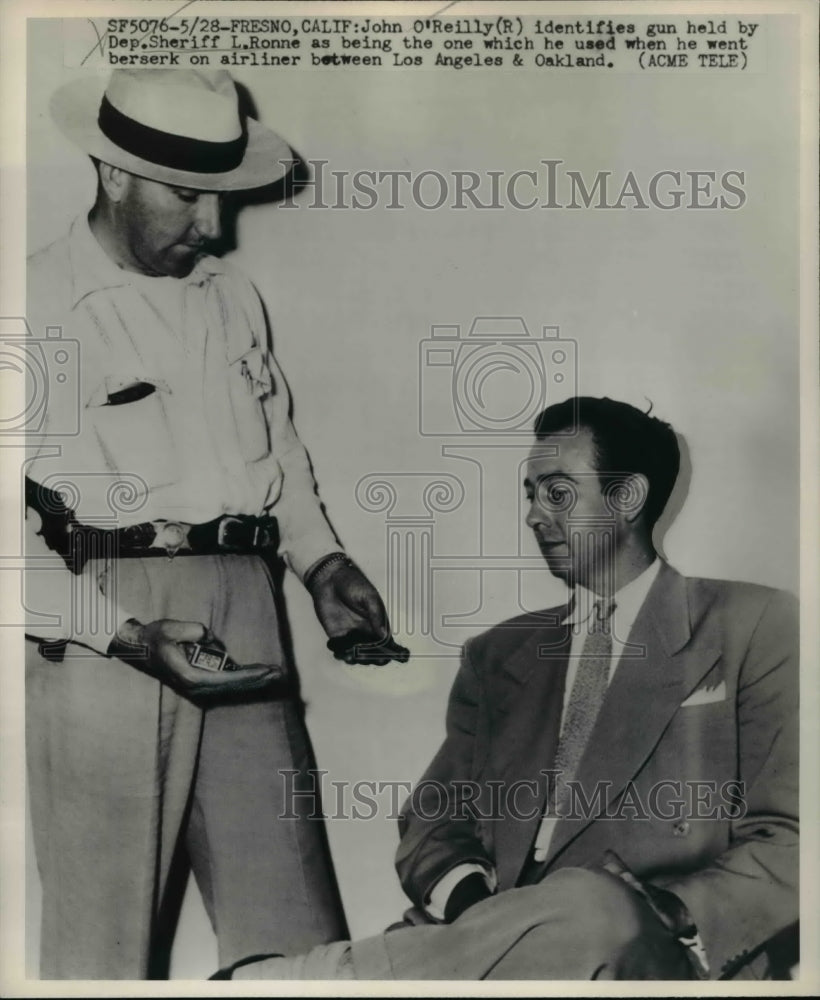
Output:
[108,618,283,699]
[306,554,410,665]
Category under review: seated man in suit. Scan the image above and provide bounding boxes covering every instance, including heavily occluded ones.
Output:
[218,396,798,981]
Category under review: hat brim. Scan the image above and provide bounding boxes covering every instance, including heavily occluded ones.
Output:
[50,76,294,192]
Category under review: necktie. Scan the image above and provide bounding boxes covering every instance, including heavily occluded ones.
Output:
[532,597,616,862]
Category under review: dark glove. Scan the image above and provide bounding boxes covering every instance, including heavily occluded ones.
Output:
[305,553,410,665]
[443,871,495,923]
[326,628,410,666]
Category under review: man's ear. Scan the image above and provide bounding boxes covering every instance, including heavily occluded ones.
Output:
[622,472,650,524]
[603,472,650,524]
[97,162,130,204]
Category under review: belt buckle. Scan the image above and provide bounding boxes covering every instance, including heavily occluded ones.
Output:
[253,519,275,550]
[217,515,246,551]
[155,521,188,559]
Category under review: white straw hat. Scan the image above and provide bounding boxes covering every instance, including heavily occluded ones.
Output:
[50,69,293,191]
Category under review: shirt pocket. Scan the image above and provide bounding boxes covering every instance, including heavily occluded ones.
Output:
[85,376,178,488]
[227,346,272,463]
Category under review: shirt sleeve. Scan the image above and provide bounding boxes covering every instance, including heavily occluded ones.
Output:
[241,279,342,582]
[425,863,498,921]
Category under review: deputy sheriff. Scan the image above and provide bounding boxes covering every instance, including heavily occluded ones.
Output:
[24,67,407,979]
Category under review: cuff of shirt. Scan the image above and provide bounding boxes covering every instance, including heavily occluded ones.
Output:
[425,863,497,921]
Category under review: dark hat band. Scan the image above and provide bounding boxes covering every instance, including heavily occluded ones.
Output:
[98,94,247,175]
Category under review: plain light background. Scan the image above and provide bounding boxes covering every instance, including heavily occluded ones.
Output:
[23,10,800,979]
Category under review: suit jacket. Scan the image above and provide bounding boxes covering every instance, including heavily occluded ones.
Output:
[395,562,799,979]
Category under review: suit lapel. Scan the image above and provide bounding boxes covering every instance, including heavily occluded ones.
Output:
[543,562,722,866]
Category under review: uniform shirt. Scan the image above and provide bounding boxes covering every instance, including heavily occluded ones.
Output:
[25,214,340,653]
[427,560,662,918]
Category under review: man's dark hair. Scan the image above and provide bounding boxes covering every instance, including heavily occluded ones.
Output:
[533,396,680,529]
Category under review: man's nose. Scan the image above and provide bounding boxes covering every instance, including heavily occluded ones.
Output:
[526,501,546,529]
[194,194,222,241]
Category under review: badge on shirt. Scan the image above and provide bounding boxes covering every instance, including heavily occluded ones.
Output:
[232,347,272,398]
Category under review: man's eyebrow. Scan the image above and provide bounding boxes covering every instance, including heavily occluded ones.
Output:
[525,472,577,485]
[523,472,580,494]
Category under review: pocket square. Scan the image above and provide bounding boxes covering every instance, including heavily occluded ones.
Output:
[680,680,726,708]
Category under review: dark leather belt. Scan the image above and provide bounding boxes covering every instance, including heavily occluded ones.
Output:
[26,476,278,575]
[68,514,280,562]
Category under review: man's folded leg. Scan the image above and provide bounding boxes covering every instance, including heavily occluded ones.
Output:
[227,867,695,981]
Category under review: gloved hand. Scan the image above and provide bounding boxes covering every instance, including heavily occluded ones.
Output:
[305,553,410,665]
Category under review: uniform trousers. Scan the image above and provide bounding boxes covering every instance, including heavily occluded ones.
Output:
[26,554,347,979]
[233,868,695,980]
